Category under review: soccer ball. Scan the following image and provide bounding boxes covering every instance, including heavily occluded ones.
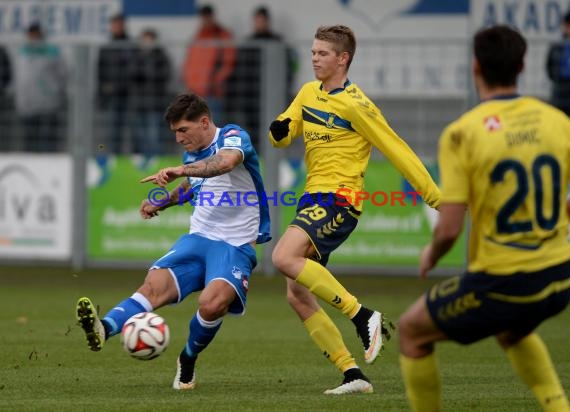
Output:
[121,312,170,360]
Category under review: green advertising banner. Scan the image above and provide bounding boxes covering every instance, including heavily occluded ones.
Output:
[279,159,465,267]
[88,155,188,260]
[88,155,465,268]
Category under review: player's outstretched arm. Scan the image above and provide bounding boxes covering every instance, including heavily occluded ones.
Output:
[419,203,465,278]
[352,102,441,209]
[140,166,185,187]
[182,149,243,178]
[141,150,242,187]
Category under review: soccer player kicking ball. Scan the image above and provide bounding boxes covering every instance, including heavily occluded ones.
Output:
[399,25,570,412]
[269,25,441,395]
[77,93,270,390]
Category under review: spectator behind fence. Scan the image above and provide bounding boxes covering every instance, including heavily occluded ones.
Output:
[546,10,570,116]
[0,44,12,151]
[97,13,135,154]
[250,7,297,101]
[182,4,235,124]
[128,29,172,160]
[227,6,297,152]
[14,23,66,152]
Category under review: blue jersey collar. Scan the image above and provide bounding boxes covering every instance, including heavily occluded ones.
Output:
[320,79,352,95]
[183,129,220,164]
[485,93,521,101]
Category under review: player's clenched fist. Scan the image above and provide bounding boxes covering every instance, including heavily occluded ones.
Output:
[269,118,291,141]
[139,199,159,219]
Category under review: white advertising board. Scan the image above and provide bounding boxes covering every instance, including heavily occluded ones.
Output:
[469,0,570,97]
[0,0,120,43]
[470,0,570,39]
[0,154,73,260]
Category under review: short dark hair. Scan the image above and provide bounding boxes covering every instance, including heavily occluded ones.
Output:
[473,25,526,87]
[314,25,356,69]
[564,10,570,24]
[110,13,125,23]
[164,94,211,125]
[141,28,157,39]
[254,6,270,19]
[27,22,42,35]
[199,5,214,16]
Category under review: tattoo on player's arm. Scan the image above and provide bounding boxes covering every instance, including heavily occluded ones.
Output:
[162,180,191,210]
[183,154,235,178]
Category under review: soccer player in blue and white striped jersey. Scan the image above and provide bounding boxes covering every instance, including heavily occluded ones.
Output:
[77,93,270,390]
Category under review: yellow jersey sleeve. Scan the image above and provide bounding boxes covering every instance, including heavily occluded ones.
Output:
[566,121,570,183]
[351,101,441,209]
[438,123,469,204]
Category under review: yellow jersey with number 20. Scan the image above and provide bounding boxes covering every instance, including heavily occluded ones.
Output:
[439,95,570,274]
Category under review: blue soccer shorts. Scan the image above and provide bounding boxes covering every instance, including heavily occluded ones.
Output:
[425,259,570,344]
[150,233,257,315]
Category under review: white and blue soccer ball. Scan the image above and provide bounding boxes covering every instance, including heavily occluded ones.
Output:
[120,312,170,360]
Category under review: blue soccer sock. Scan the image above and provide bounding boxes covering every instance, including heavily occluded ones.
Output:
[183,311,223,358]
[102,292,153,337]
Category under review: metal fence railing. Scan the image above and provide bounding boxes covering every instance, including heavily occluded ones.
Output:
[0,37,557,274]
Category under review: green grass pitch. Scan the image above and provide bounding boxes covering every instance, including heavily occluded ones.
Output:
[1,266,568,411]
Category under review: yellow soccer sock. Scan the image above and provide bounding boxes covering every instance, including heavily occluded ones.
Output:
[304,308,357,372]
[400,353,442,412]
[296,259,360,318]
[506,333,569,412]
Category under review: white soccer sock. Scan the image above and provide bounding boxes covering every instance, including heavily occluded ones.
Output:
[196,310,223,328]
[131,292,153,312]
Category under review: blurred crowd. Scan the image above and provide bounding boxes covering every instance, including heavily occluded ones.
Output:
[6,4,570,158]
[0,4,297,156]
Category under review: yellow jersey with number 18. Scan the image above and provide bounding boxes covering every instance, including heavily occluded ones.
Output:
[269,80,440,211]
[439,95,570,274]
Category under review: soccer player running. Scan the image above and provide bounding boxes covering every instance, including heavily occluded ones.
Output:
[76,93,271,390]
[269,25,441,394]
[399,25,570,412]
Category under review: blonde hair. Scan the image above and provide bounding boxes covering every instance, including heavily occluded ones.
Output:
[314,25,356,69]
